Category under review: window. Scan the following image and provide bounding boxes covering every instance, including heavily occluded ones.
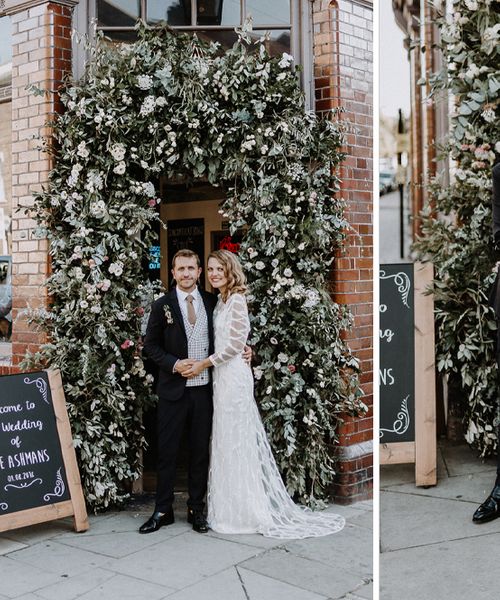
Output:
[0,15,12,346]
[94,0,296,56]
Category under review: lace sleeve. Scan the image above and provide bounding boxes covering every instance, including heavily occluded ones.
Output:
[209,293,250,367]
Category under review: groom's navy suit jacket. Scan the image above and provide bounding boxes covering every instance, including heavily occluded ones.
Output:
[144,287,218,402]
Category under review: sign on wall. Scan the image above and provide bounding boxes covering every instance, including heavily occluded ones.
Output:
[0,370,88,533]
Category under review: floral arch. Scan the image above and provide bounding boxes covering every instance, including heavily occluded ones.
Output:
[27,24,363,510]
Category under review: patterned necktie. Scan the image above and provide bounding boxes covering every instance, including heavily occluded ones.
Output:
[186,294,196,325]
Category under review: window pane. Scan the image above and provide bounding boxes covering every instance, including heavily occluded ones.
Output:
[101,30,139,42]
[196,28,289,56]
[246,0,290,26]
[197,0,240,26]
[147,0,191,26]
[97,0,140,28]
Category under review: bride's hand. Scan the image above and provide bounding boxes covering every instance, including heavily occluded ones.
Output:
[242,345,252,364]
[183,359,209,378]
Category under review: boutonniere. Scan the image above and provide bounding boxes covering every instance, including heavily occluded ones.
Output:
[163,304,174,324]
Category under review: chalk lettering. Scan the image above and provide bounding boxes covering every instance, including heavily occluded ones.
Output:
[379,368,395,386]
[0,404,22,415]
[380,329,395,343]
[7,449,50,469]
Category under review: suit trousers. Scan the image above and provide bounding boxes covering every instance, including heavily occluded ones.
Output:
[155,384,213,512]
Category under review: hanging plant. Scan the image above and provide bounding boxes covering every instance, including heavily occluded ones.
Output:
[414,0,500,456]
[23,23,364,510]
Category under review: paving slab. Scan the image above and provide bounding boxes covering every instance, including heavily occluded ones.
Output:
[160,567,248,600]
[441,443,496,477]
[58,525,187,558]
[0,520,73,545]
[382,469,496,504]
[34,567,116,600]
[239,567,328,600]
[284,523,372,577]
[0,537,28,556]
[381,533,500,600]
[380,489,500,552]
[100,530,262,590]
[0,556,63,598]
[6,540,107,578]
[240,546,367,599]
[77,573,173,600]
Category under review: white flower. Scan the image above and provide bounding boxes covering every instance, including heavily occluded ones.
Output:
[482,24,500,42]
[86,170,104,192]
[277,352,288,363]
[304,289,320,308]
[464,0,478,9]
[253,367,263,380]
[156,96,167,107]
[482,108,496,123]
[271,259,279,268]
[137,75,153,90]
[77,141,89,158]
[277,240,286,249]
[261,144,269,154]
[79,300,89,309]
[495,142,500,154]
[273,362,281,370]
[74,267,84,281]
[109,261,124,277]
[247,247,258,259]
[283,268,292,277]
[99,279,111,291]
[142,182,156,197]
[278,53,293,69]
[255,261,265,270]
[465,63,480,79]
[90,200,107,218]
[298,242,305,251]
[110,143,126,162]
[90,304,101,314]
[140,96,156,116]
[270,337,278,345]
[265,386,272,395]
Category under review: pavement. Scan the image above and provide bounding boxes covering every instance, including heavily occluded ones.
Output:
[380,441,500,600]
[0,494,372,600]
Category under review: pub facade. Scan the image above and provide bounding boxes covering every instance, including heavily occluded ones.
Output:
[0,0,373,503]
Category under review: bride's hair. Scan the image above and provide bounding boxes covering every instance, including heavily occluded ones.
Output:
[208,249,247,301]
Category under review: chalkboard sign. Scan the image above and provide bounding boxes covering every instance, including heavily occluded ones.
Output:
[379,264,415,443]
[379,262,437,487]
[0,370,88,533]
[167,219,205,272]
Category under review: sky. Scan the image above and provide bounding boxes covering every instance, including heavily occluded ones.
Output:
[379,0,411,119]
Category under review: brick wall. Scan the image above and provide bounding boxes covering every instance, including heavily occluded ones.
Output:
[312,0,373,503]
[1,0,76,376]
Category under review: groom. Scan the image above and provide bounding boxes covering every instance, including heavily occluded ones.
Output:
[473,161,500,523]
[139,248,249,534]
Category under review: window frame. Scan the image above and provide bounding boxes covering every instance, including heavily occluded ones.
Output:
[75,0,313,107]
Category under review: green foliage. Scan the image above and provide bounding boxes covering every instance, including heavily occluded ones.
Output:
[414,0,500,455]
[24,23,364,510]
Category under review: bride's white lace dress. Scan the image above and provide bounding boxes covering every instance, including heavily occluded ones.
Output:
[206,292,345,539]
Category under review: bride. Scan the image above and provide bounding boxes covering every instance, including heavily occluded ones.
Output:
[183,249,345,539]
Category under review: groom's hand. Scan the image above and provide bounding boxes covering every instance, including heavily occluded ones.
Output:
[175,359,195,375]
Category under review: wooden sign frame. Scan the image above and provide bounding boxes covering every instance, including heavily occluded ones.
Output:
[0,369,89,533]
[380,262,437,486]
